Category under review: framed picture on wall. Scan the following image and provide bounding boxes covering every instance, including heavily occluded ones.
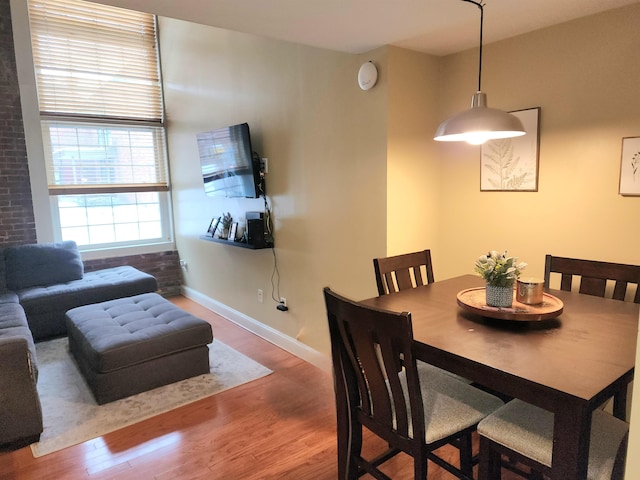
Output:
[619,136,640,196]
[480,107,541,192]
[207,217,220,237]
[228,222,238,241]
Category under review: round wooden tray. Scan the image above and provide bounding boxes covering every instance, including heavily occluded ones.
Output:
[456,287,564,321]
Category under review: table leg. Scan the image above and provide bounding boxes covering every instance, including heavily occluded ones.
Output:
[551,404,591,479]
[613,386,628,421]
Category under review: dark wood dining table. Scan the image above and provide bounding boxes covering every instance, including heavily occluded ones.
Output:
[360,275,639,480]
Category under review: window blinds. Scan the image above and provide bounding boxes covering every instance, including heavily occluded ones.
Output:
[29,0,163,122]
[29,0,168,194]
[41,120,168,194]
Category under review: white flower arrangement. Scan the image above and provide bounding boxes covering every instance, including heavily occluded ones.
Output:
[475,250,527,287]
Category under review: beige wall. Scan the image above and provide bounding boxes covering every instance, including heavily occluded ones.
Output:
[11,0,640,474]
[10,0,638,364]
[432,8,640,476]
[159,18,388,358]
[435,4,640,281]
[386,47,442,262]
[627,311,640,477]
[161,3,640,358]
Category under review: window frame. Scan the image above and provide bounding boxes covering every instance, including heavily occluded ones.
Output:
[28,0,174,253]
[49,190,173,252]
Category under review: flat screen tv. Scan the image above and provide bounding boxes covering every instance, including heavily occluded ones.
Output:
[197,123,263,198]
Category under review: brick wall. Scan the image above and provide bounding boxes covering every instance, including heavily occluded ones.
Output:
[0,0,37,248]
[0,0,183,296]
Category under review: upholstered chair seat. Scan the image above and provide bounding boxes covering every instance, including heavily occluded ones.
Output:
[478,399,629,480]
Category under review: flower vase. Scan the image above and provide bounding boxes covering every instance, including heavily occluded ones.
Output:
[485,284,513,308]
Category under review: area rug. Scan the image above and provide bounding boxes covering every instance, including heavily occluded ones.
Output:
[31,337,272,457]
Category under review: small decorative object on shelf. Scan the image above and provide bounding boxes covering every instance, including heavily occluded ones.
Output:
[474,250,527,308]
[228,222,238,241]
[207,217,220,237]
[219,212,232,239]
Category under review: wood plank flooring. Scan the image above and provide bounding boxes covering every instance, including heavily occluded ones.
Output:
[0,296,521,480]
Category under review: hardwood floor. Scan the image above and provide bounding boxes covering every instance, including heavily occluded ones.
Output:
[0,296,521,480]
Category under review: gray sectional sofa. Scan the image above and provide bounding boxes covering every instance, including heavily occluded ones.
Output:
[0,292,42,448]
[0,241,158,447]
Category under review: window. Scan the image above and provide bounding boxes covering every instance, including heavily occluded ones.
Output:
[28,0,172,250]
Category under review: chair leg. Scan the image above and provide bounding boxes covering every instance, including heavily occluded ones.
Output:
[347,424,363,479]
[529,470,544,480]
[459,432,474,476]
[478,436,502,480]
[414,449,428,480]
[336,408,361,480]
[335,397,350,479]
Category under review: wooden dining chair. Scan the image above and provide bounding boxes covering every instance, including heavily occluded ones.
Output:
[485,254,636,480]
[323,287,504,480]
[477,399,629,480]
[544,254,640,419]
[543,255,640,303]
[373,249,473,385]
[373,249,435,296]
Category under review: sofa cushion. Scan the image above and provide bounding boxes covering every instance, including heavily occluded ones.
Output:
[0,302,38,381]
[0,291,19,304]
[16,266,159,341]
[4,241,84,290]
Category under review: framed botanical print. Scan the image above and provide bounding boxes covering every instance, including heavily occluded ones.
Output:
[619,136,640,196]
[480,107,541,191]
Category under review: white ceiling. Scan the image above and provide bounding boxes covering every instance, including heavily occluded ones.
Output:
[87,0,638,56]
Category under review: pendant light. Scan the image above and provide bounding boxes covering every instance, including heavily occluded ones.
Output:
[434,0,525,145]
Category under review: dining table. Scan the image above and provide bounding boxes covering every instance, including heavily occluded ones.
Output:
[360,274,639,480]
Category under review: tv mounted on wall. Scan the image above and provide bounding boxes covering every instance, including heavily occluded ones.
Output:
[197,123,264,198]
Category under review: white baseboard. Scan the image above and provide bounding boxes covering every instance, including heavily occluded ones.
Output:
[181,286,331,372]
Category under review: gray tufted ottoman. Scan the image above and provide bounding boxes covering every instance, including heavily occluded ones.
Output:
[65,293,213,404]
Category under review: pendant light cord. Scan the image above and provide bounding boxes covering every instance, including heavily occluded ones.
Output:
[461,0,485,92]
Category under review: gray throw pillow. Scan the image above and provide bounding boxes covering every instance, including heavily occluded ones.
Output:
[4,241,84,290]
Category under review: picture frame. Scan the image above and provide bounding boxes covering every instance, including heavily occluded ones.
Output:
[619,136,640,196]
[480,107,541,192]
[228,222,238,241]
[207,217,220,237]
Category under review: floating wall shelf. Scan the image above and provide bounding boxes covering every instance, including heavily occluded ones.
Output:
[199,235,273,250]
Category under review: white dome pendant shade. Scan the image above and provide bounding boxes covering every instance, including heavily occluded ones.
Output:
[434,91,526,145]
[434,0,526,145]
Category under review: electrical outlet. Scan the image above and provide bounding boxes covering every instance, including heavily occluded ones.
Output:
[260,157,268,174]
[277,297,289,312]
[179,260,188,271]
[257,289,263,303]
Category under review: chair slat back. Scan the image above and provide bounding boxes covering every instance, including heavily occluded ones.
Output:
[544,255,640,303]
[323,287,425,441]
[373,249,435,296]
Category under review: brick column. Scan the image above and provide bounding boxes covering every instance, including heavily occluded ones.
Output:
[0,0,37,248]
